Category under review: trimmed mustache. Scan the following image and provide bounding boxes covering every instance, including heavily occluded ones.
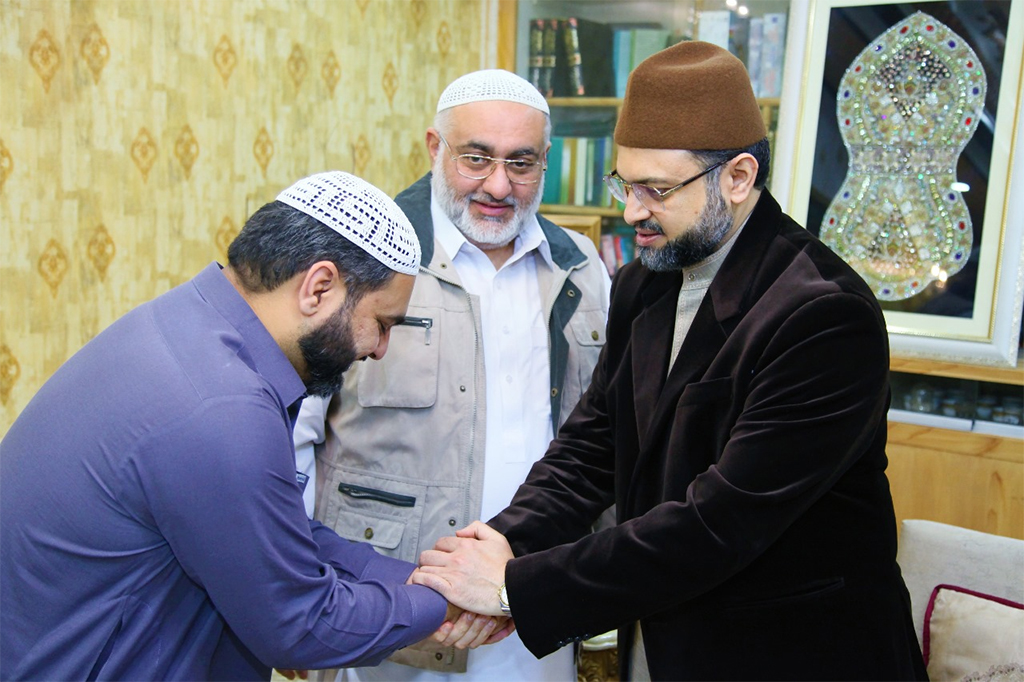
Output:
[469,192,516,207]
[634,218,665,235]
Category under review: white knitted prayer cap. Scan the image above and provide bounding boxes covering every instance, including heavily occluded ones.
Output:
[436,69,549,115]
[276,171,420,276]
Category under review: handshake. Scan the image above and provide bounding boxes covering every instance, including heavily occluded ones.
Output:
[411,521,517,650]
[277,522,518,680]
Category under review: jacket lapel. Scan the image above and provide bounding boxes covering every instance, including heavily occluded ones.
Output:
[626,191,785,505]
[630,272,681,444]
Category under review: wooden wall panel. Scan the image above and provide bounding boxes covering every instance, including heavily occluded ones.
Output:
[887,422,1024,540]
[0,0,495,433]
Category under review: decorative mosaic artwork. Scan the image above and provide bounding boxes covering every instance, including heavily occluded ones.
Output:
[821,11,986,301]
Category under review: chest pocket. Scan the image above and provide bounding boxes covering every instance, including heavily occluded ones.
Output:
[357,311,439,409]
[677,376,733,406]
[563,312,607,406]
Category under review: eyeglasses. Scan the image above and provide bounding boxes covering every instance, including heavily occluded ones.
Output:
[603,158,731,213]
[437,133,546,185]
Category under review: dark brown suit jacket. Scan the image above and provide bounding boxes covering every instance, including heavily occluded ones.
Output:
[489,191,927,681]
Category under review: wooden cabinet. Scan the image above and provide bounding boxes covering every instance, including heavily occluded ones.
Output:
[886,356,1024,540]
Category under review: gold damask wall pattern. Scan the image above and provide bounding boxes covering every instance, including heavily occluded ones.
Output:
[0,0,495,433]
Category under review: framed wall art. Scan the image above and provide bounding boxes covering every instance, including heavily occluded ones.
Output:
[784,0,1024,366]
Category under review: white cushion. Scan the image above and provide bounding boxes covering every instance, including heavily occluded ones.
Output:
[897,520,1024,647]
[924,584,1023,681]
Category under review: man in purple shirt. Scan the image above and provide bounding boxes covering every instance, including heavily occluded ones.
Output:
[0,172,508,680]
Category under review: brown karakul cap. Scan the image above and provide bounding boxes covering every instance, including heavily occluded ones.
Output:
[615,41,767,151]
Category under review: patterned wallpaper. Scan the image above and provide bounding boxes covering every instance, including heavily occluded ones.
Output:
[0,0,497,434]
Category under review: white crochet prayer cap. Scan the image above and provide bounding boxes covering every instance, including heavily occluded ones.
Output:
[276,171,420,276]
[436,69,550,115]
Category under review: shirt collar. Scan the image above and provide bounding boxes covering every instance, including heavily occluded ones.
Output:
[430,194,554,271]
[193,262,307,410]
[680,211,752,289]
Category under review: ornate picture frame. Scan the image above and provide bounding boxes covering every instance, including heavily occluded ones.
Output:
[782,0,1023,366]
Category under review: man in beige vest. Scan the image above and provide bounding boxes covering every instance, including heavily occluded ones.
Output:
[294,70,610,682]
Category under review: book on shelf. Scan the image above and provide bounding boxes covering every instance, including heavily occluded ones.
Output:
[528,18,545,92]
[545,135,613,208]
[697,10,731,50]
[612,224,636,272]
[540,18,560,97]
[610,23,669,98]
[630,28,671,75]
[599,234,617,277]
[561,17,615,97]
[530,17,662,98]
[559,137,573,204]
[698,10,749,72]
[759,13,787,98]
[599,225,638,276]
[612,28,632,97]
[594,137,611,206]
[575,138,591,206]
[542,136,564,205]
[747,17,763,96]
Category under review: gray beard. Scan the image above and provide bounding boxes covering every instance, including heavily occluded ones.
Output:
[430,156,543,249]
[636,181,733,272]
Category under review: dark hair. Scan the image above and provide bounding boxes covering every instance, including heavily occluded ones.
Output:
[691,136,772,190]
[227,200,395,303]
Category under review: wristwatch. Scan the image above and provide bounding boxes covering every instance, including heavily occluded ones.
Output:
[498,583,512,616]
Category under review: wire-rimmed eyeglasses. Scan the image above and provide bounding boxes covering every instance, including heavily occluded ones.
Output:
[603,158,732,213]
[437,133,546,185]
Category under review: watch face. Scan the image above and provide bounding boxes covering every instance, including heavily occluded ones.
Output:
[499,584,511,614]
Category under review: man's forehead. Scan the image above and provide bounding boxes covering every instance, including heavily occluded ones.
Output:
[616,147,697,176]
[446,101,547,145]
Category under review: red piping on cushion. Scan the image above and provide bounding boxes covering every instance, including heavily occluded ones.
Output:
[922,583,1024,665]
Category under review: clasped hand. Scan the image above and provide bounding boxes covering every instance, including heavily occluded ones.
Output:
[411,520,515,619]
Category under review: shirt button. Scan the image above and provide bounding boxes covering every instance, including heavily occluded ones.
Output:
[364,527,374,540]
[448,518,457,526]
[591,330,599,340]
[688,273,696,281]
[567,290,576,297]
[459,385,466,392]
[550,387,559,397]
[440,263,448,269]
[435,653,443,661]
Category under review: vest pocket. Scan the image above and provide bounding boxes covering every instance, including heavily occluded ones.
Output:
[338,482,416,507]
[332,511,406,551]
[323,472,427,562]
[357,309,439,408]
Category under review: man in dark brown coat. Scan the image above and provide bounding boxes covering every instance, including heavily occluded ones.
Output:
[412,41,928,681]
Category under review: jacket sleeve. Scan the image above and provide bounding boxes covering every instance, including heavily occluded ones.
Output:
[494,291,890,659]
[133,396,447,670]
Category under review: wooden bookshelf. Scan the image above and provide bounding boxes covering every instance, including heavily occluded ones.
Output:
[539,203,621,217]
[890,355,1024,386]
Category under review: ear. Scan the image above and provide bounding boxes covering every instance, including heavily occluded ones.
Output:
[426,128,442,163]
[297,261,345,318]
[720,153,759,206]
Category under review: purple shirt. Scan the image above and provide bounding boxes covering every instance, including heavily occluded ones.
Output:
[0,263,446,680]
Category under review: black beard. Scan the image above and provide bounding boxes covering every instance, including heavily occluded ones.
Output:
[297,303,358,398]
[636,186,733,272]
